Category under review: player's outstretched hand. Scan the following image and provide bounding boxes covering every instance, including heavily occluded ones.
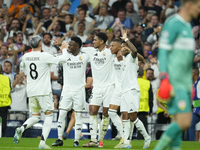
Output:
[53,39,62,46]
[157,73,175,103]
[60,41,68,51]
[120,30,127,41]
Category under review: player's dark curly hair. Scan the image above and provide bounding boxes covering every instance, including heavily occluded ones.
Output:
[71,36,82,48]
[96,32,108,44]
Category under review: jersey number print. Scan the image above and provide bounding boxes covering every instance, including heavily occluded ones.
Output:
[30,63,38,80]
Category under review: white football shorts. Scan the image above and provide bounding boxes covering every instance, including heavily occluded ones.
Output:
[89,84,114,108]
[109,89,122,106]
[121,89,140,113]
[29,93,54,114]
[59,87,86,112]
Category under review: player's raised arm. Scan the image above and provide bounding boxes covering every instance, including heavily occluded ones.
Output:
[120,30,137,58]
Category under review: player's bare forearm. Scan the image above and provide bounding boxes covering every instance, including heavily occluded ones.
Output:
[137,53,145,63]
[126,40,137,58]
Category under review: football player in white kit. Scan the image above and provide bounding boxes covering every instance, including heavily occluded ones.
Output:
[82,32,115,147]
[120,30,151,149]
[51,37,89,147]
[13,35,67,149]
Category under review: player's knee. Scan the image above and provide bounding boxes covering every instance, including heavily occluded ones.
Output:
[75,112,82,123]
[108,109,117,118]
[179,120,191,131]
[33,115,41,121]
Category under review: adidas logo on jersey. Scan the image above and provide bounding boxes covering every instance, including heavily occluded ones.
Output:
[130,109,133,111]
[94,53,98,56]
[67,58,71,61]
[76,128,82,130]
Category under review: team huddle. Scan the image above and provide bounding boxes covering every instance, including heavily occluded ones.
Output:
[13,30,151,149]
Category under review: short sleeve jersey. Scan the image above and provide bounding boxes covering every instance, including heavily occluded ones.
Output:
[20,50,67,97]
[81,47,115,87]
[61,49,89,91]
[121,53,140,93]
[159,14,195,91]
[113,55,124,91]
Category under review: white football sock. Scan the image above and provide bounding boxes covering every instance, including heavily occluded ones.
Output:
[90,115,98,142]
[74,111,82,142]
[133,118,149,140]
[21,116,40,133]
[129,121,135,142]
[57,109,68,140]
[99,116,110,142]
[123,119,130,145]
[108,109,123,138]
[40,113,53,144]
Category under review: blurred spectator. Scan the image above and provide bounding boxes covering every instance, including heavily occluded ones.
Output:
[160,0,178,23]
[12,32,25,59]
[0,64,12,137]
[10,74,27,121]
[93,5,114,30]
[47,17,65,41]
[188,67,200,141]
[134,23,148,43]
[42,33,57,55]
[43,0,58,9]
[0,45,17,72]
[3,61,16,84]
[93,0,110,15]
[147,26,161,46]
[41,7,51,23]
[4,18,28,45]
[110,0,128,17]
[106,28,114,45]
[138,6,148,24]
[73,9,91,35]
[145,68,160,140]
[0,6,10,32]
[156,90,171,139]
[29,0,41,15]
[137,67,153,140]
[143,42,152,61]
[58,1,71,17]
[83,40,93,47]
[110,8,134,30]
[0,0,3,7]
[53,94,59,110]
[146,0,162,18]
[8,0,34,18]
[125,1,140,25]
[76,22,88,43]
[144,14,159,36]
[64,14,74,31]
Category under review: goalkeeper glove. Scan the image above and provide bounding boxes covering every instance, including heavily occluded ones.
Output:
[157,73,175,103]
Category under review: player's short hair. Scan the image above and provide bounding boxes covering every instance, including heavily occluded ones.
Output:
[146,68,154,72]
[96,32,108,44]
[112,39,122,44]
[43,33,52,39]
[181,0,199,5]
[30,35,42,49]
[71,36,82,48]
[4,60,12,67]
[138,67,144,76]
[0,64,2,74]
[193,67,199,75]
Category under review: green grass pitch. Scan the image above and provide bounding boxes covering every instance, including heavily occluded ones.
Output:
[0,138,200,150]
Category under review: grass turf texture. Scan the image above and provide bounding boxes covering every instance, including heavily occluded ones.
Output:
[0,138,200,150]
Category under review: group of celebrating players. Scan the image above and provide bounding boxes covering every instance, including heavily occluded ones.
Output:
[12,29,151,149]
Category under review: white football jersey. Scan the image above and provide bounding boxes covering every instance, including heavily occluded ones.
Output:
[61,49,89,91]
[81,47,114,87]
[20,50,67,97]
[113,55,124,91]
[121,53,140,93]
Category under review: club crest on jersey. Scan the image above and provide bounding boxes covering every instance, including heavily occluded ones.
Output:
[103,52,106,56]
[178,100,186,110]
[79,56,82,61]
